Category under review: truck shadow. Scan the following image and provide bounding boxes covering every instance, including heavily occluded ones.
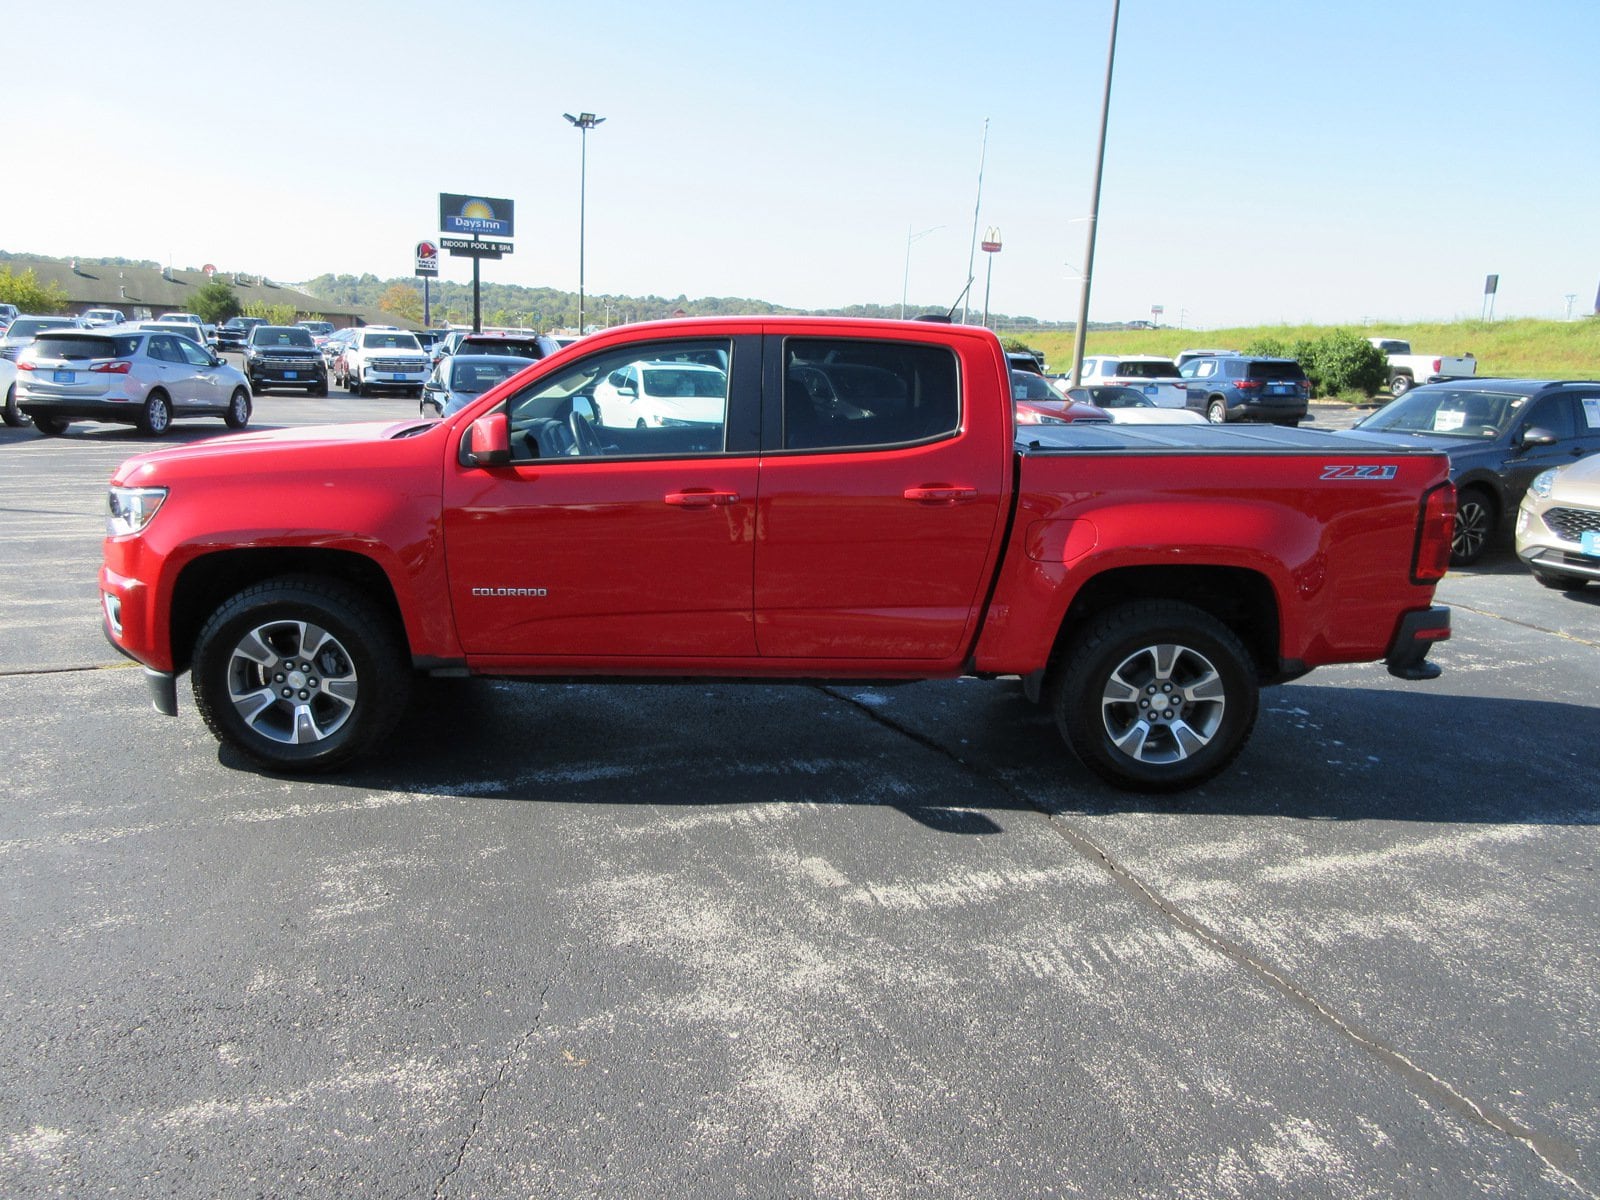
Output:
[309,675,1600,832]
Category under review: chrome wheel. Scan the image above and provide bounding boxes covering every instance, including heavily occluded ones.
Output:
[1206,399,1227,424]
[1451,491,1494,564]
[224,618,360,746]
[1097,641,1228,766]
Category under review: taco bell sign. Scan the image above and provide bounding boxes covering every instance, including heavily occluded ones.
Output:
[440,193,515,239]
[415,240,438,277]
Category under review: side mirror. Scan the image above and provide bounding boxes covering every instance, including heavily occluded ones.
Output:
[420,398,442,419]
[461,411,511,467]
[1519,427,1558,449]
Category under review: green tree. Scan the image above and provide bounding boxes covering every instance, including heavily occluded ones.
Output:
[243,301,299,325]
[0,266,70,314]
[1305,329,1388,398]
[192,278,242,324]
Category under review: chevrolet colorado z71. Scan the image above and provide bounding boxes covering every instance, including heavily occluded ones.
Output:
[101,318,1454,791]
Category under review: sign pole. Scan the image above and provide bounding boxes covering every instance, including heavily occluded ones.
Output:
[472,256,481,332]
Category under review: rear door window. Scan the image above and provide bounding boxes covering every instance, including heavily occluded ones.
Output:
[1246,360,1306,382]
[779,338,959,451]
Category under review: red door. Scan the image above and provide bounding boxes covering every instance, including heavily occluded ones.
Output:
[753,333,1008,664]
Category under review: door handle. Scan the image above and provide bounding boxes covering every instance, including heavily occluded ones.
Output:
[904,485,976,503]
[665,490,739,507]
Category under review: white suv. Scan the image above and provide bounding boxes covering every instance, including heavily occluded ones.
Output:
[338,328,432,397]
[1078,355,1187,408]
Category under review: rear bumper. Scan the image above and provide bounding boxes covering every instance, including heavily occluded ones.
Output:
[1385,605,1451,680]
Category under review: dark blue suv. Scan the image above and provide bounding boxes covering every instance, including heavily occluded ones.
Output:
[1178,355,1309,425]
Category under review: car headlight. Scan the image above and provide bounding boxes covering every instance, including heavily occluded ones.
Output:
[1527,469,1558,501]
[107,485,168,536]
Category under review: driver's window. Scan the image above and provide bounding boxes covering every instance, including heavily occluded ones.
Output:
[505,337,732,461]
[177,338,213,367]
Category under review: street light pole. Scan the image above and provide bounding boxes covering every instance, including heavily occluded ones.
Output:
[563,111,605,335]
[901,223,945,319]
[1069,0,1120,387]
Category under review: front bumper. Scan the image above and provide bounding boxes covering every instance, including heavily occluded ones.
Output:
[1385,605,1451,680]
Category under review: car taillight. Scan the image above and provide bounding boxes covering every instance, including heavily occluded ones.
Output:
[90,361,132,374]
[16,360,35,371]
[1431,358,1442,373]
[1414,482,1455,582]
[1235,379,1262,391]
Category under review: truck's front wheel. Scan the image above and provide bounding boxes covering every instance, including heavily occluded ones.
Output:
[1054,600,1258,792]
[192,577,410,772]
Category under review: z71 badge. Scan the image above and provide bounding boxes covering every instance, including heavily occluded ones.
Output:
[1321,465,1398,481]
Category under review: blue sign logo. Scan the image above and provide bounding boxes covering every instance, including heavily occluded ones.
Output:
[440,193,515,239]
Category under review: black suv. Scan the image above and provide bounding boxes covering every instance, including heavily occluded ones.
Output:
[1179,355,1309,425]
[244,325,329,395]
[1344,378,1600,563]
[216,317,267,353]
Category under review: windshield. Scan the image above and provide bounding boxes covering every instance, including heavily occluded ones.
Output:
[1358,387,1528,439]
[32,334,139,360]
[8,318,75,338]
[251,327,315,348]
[1111,360,1179,379]
[450,358,532,393]
[1011,371,1059,401]
[365,333,422,350]
[642,366,727,398]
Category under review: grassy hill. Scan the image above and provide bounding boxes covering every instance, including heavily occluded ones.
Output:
[1015,318,1600,385]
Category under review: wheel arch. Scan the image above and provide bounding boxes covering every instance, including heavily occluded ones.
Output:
[1044,565,1282,687]
[169,548,407,675]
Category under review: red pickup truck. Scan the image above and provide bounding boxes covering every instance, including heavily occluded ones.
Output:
[101,318,1454,791]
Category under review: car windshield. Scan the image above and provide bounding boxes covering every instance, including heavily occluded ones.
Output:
[450,358,531,393]
[642,367,727,398]
[1011,371,1058,401]
[1358,387,1528,439]
[366,333,421,350]
[32,334,139,360]
[1111,360,1179,379]
[1076,386,1152,408]
[1246,360,1306,381]
[252,328,314,348]
[8,319,71,338]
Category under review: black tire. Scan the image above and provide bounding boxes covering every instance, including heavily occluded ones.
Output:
[1531,568,1587,591]
[1206,398,1228,424]
[139,391,172,436]
[1053,600,1259,792]
[1,383,23,428]
[191,576,411,772]
[224,387,252,430]
[31,413,69,436]
[348,372,362,396]
[311,380,329,397]
[254,381,270,395]
[1390,374,1412,397]
[1451,487,1496,565]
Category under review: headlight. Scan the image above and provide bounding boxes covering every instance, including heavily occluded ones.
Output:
[107,485,168,536]
[1528,469,1558,501]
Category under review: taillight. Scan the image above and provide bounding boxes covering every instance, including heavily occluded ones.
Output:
[1414,482,1455,582]
[1235,378,1263,391]
[90,361,132,374]
[1431,358,1442,373]
[16,361,35,371]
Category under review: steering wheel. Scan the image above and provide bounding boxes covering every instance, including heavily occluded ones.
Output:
[568,409,603,456]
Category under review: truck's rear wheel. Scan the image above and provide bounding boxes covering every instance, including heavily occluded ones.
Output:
[192,577,410,772]
[1390,374,1412,397]
[1053,600,1258,792]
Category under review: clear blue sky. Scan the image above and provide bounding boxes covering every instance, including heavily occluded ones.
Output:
[5,0,1596,329]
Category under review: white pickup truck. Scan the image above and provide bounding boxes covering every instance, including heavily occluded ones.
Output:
[1367,338,1477,397]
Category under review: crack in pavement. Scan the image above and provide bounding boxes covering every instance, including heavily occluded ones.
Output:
[1446,600,1600,650]
[433,981,553,1199]
[821,684,1595,1198]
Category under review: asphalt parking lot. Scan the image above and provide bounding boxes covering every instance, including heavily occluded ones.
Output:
[2,388,1598,1199]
